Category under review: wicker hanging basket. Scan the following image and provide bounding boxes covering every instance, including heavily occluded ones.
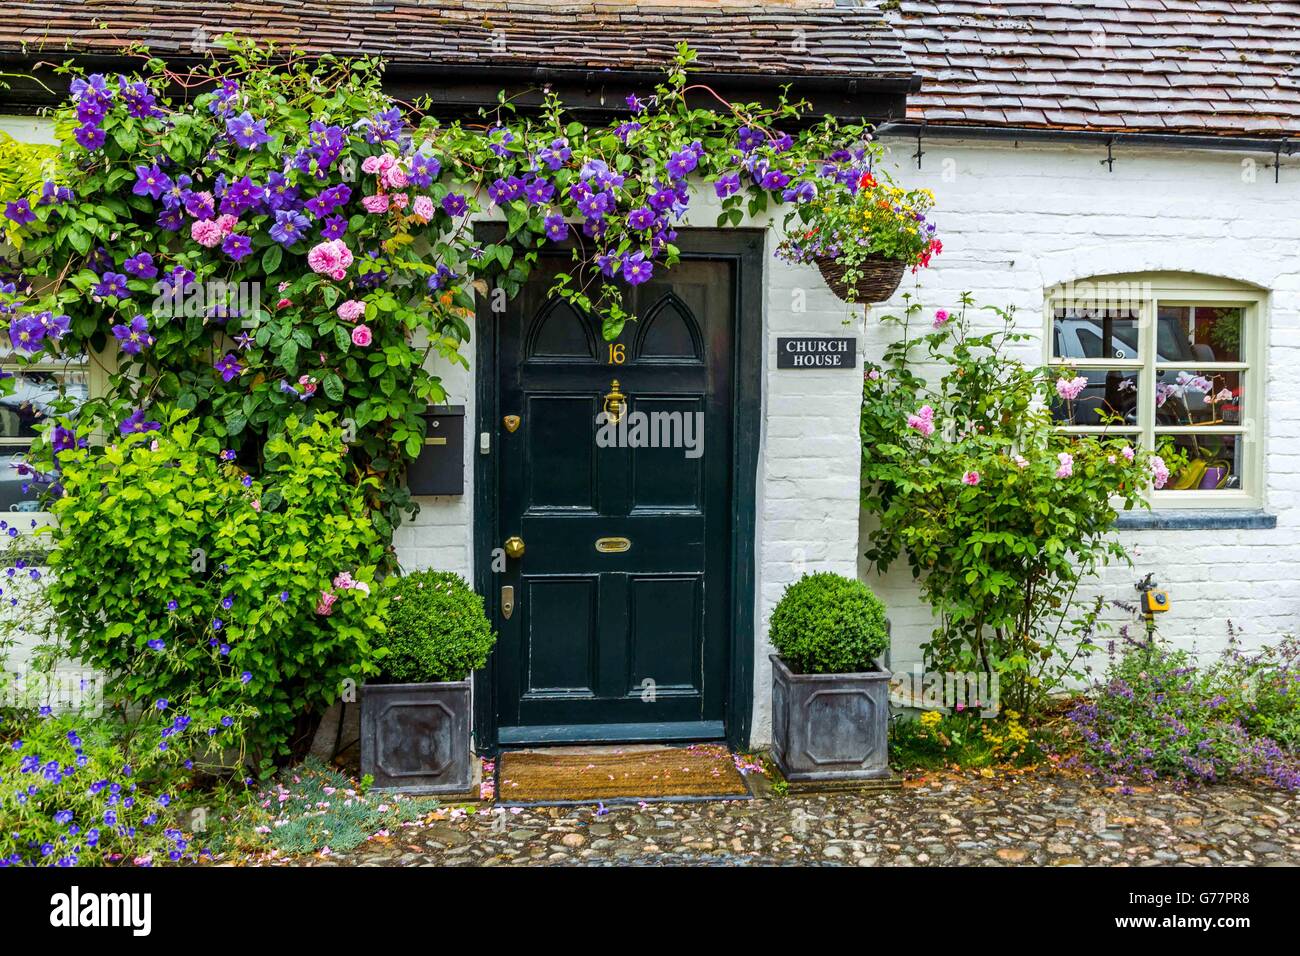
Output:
[815,253,906,304]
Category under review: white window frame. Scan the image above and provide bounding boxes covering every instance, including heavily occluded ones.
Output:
[1046,272,1266,511]
[0,348,112,521]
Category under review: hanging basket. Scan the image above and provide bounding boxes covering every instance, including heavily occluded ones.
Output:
[815,253,906,304]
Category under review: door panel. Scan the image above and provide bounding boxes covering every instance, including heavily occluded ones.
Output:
[493,255,735,740]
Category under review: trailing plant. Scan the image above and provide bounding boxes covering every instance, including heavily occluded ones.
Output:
[774,166,941,277]
[378,570,495,683]
[37,411,387,771]
[861,294,1164,718]
[768,572,889,674]
[0,39,887,537]
[0,701,229,866]
[1068,630,1300,791]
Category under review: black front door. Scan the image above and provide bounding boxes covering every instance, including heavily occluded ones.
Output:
[490,252,737,744]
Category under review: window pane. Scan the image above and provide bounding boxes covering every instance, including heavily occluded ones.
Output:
[1157,305,1243,364]
[1051,368,1140,426]
[0,368,89,440]
[1156,433,1245,492]
[1153,368,1242,426]
[0,451,43,512]
[1052,308,1142,360]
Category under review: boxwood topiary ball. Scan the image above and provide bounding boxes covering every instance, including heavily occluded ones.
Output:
[378,571,496,683]
[769,572,889,674]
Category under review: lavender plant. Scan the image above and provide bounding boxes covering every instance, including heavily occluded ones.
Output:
[1069,630,1300,791]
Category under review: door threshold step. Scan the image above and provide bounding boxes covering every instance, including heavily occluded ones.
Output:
[498,720,725,746]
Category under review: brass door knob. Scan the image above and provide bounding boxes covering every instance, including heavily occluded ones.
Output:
[504,536,525,559]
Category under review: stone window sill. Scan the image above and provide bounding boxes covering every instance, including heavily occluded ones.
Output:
[1114,510,1277,531]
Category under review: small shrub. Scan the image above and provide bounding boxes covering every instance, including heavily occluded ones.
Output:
[44,412,388,772]
[769,572,888,674]
[378,572,495,683]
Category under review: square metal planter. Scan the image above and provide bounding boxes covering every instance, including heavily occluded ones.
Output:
[769,654,892,782]
[360,680,472,794]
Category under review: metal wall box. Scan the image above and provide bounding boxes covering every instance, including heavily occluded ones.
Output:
[407,405,465,496]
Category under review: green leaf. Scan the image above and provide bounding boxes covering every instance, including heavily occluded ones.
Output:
[261,245,283,275]
[322,372,344,401]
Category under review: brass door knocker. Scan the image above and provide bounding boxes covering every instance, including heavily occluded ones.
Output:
[603,379,627,424]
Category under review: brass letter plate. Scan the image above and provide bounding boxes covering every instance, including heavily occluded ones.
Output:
[594,537,631,553]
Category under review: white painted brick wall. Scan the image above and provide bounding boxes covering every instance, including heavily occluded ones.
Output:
[866,137,1300,678]
[16,111,1287,745]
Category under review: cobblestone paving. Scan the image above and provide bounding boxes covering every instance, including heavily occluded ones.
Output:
[300,771,1300,867]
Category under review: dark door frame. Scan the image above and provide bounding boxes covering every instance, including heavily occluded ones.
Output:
[472,227,763,755]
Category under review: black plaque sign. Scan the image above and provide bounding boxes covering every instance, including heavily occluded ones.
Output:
[776,336,857,369]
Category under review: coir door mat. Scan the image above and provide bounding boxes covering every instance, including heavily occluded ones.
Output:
[496,744,752,805]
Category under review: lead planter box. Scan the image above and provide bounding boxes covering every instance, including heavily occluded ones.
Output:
[769,654,891,782]
[360,680,472,795]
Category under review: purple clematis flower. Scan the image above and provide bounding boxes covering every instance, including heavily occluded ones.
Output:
[120,409,161,435]
[620,252,653,286]
[3,200,35,226]
[123,252,158,279]
[226,111,273,150]
[626,206,655,231]
[665,150,698,180]
[543,214,568,242]
[714,172,742,199]
[409,153,441,188]
[320,215,348,240]
[94,272,130,300]
[269,209,310,247]
[74,124,106,151]
[111,314,154,355]
[214,353,243,383]
[441,193,468,217]
[221,233,253,261]
[133,164,172,201]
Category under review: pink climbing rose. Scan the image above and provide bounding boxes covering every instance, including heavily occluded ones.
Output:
[1055,376,1088,401]
[907,404,936,437]
[962,470,980,486]
[412,195,435,221]
[315,590,338,617]
[361,193,389,214]
[1121,445,1135,462]
[381,164,408,190]
[191,219,223,247]
[351,324,373,347]
[337,299,366,322]
[307,239,354,280]
[1056,451,1074,479]
[933,309,950,328]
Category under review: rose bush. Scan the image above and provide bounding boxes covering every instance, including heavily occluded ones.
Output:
[861,294,1163,718]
